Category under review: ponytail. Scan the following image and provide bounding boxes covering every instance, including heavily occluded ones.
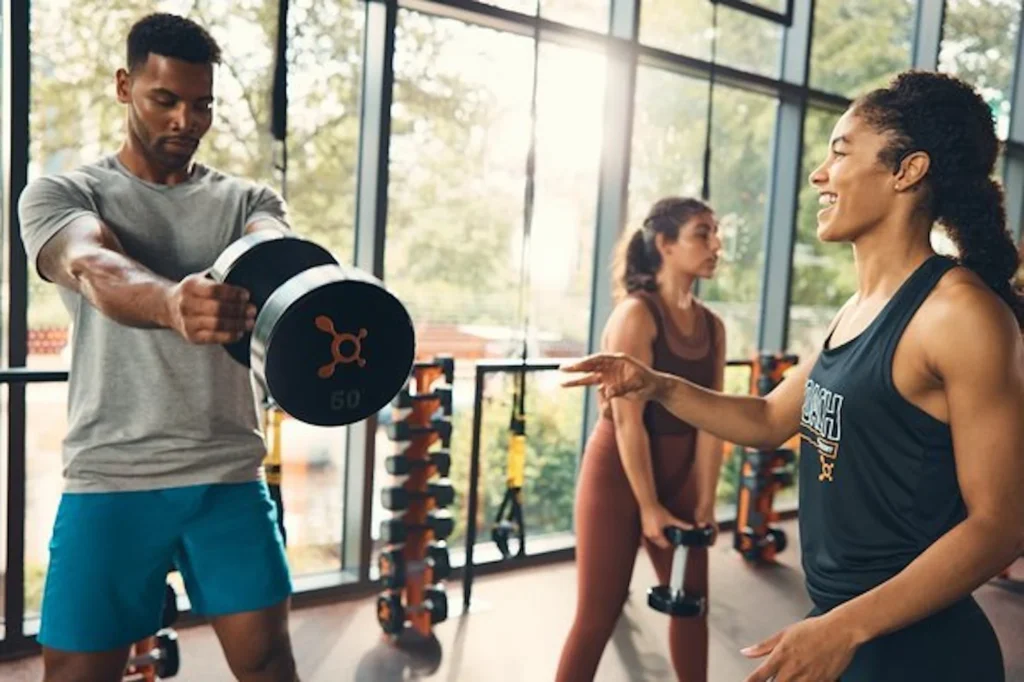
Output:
[937,178,1024,327]
[612,227,659,301]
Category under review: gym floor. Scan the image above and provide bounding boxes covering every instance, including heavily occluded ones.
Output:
[2,519,1022,681]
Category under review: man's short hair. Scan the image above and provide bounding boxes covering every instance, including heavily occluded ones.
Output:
[126,13,222,72]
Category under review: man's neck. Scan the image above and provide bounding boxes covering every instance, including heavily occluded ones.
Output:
[117,142,194,186]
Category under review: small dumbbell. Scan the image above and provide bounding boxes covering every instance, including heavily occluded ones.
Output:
[387,419,452,447]
[736,526,787,562]
[771,469,794,487]
[392,386,453,414]
[380,510,455,544]
[377,587,449,636]
[647,526,715,618]
[385,450,452,477]
[124,629,180,679]
[161,583,178,628]
[378,543,451,588]
[381,480,455,511]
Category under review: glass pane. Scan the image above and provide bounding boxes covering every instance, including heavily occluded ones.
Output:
[24,383,68,626]
[699,86,777,360]
[270,414,349,576]
[476,372,583,544]
[481,0,609,33]
[629,69,776,360]
[809,0,915,98]
[786,107,855,361]
[628,69,708,229]
[940,0,1021,140]
[286,0,364,258]
[377,9,603,560]
[640,0,783,79]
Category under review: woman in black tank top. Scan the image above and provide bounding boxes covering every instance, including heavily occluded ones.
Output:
[563,71,1024,682]
[554,197,727,682]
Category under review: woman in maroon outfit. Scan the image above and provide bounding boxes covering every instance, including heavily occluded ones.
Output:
[555,196,727,682]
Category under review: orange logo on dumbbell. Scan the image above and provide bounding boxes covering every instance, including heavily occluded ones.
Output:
[315,315,367,378]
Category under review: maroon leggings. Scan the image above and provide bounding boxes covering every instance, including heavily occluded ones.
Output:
[555,418,709,682]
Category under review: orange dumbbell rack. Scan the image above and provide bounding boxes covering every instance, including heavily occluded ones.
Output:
[733,353,799,565]
[378,355,455,639]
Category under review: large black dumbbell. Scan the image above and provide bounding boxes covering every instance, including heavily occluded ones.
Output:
[387,419,452,446]
[381,480,455,511]
[378,543,451,588]
[124,629,180,679]
[380,510,455,544]
[385,450,451,477]
[648,526,715,618]
[209,232,416,427]
[377,587,448,636]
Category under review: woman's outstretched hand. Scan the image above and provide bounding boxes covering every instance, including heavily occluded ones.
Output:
[560,353,661,403]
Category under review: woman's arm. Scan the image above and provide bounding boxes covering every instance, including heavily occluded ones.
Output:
[828,283,1024,645]
[604,299,689,549]
[563,348,817,450]
[692,313,727,524]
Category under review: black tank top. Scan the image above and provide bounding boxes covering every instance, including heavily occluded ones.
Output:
[798,255,963,611]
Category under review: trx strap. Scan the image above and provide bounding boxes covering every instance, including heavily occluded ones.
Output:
[264,401,287,546]
[492,0,541,561]
[271,0,289,200]
[701,0,719,202]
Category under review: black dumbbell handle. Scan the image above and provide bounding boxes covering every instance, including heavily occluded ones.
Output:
[664,525,715,547]
[670,543,688,598]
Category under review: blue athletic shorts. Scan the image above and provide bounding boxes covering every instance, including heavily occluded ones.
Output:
[38,479,293,653]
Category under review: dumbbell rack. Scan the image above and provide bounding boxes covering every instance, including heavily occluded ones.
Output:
[377,355,455,639]
[733,353,799,565]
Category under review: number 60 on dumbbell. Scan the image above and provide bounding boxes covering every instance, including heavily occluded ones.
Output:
[209,231,416,427]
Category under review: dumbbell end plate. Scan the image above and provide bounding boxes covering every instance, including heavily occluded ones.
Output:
[253,264,416,427]
[647,585,705,618]
[210,232,338,368]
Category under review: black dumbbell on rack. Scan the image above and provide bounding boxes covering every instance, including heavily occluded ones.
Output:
[378,543,451,589]
[380,510,455,544]
[381,480,455,511]
[387,419,452,446]
[648,526,715,617]
[391,385,453,413]
[385,450,452,477]
[377,587,449,636]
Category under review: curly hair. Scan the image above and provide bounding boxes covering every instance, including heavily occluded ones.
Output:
[127,13,222,72]
[611,196,713,301]
[854,70,1024,326]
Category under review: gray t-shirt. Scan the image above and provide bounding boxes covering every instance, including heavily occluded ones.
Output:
[18,154,286,493]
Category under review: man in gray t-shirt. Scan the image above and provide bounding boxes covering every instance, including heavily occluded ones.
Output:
[18,13,299,681]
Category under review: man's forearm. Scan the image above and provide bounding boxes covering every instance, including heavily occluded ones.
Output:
[652,372,776,448]
[69,249,174,329]
[828,516,1023,644]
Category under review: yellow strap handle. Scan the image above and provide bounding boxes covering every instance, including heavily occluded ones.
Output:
[507,433,526,488]
[264,406,284,485]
